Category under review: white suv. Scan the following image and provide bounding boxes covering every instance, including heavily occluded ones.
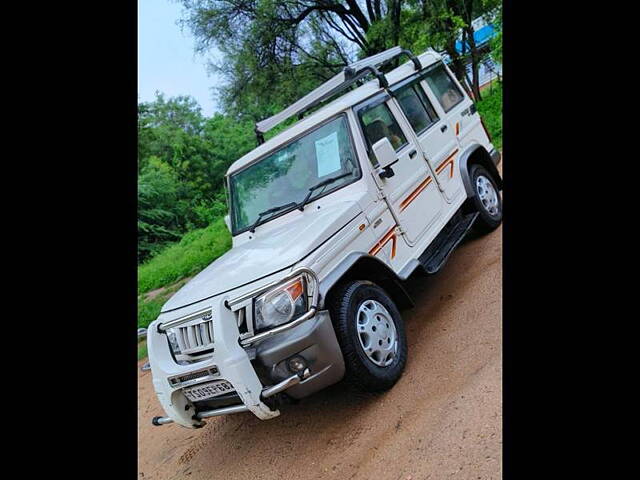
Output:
[148,47,502,428]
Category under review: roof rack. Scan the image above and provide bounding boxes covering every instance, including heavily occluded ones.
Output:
[254,47,423,144]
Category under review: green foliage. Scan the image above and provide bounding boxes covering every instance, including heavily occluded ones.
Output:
[138,217,232,295]
[137,93,256,263]
[486,2,502,64]
[476,83,502,150]
[138,296,166,329]
[138,340,148,360]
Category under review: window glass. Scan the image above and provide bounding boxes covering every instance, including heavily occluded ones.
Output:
[415,85,439,122]
[358,102,407,165]
[229,115,359,233]
[425,64,464,112]
[396,85,438,133]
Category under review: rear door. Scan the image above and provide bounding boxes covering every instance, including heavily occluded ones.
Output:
[355,94,445,245]
[391,62,468,203]
[415,62,471,202]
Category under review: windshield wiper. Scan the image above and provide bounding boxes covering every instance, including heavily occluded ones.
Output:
[247,171,353,232]
[249,202,298,233]
[297,171,353,211]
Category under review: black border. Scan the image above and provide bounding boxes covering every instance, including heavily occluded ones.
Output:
[21,1,615,477]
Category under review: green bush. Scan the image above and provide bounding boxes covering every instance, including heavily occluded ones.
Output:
[138,296,166,329]
[476,84,502,151]
[137,217,232,295]
[138,341,148,360]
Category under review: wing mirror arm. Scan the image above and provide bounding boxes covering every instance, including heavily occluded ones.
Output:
[377,160,398,179]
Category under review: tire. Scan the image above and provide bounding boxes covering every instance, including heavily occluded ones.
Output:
[469,164,502,233]
[329,280,407,392]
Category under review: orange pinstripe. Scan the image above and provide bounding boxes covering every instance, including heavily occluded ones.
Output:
[435,148,459,179]
[399,176,432,212]
[369,227,397,259]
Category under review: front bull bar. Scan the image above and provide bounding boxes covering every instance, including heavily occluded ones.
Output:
[152,368,311,426]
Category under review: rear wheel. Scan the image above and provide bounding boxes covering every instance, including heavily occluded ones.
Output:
[469,164,502,233]
[329,281,407,392]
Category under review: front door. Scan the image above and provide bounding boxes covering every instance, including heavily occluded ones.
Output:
[355,94,445,245]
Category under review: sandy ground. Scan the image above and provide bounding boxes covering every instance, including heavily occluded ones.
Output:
[138,224,502,480]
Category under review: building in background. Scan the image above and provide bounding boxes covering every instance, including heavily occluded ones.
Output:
[441,14,502,92]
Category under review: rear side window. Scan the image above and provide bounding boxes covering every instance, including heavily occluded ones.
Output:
[396,85,439,134]
[358,102,407,165]
[425,64,464,112]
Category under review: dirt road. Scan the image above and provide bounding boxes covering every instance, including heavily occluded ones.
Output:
[138,225,502,480]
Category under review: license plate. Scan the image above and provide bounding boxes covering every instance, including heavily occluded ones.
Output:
[183,380,235,402]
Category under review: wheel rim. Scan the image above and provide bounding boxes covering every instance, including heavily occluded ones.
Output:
[356,300,398,367]
[476,175,500,217]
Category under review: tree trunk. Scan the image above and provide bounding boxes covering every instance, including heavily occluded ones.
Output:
[464,25,482,101]
[390,0,402,46]
[445,43,474,100]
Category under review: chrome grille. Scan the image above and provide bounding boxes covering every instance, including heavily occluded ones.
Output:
[165,309,215,356]
[176,319,214,354]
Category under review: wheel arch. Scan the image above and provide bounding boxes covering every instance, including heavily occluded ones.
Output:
[319,253,414,312]
[459,144,503,202]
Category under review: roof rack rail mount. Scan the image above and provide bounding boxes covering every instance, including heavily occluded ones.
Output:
[255,47,424,138]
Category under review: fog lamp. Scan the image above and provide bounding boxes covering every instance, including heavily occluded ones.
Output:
[287,356,307,373]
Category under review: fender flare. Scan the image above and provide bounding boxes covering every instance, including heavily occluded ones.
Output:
[458,143,503,200]
[318,253,414,310]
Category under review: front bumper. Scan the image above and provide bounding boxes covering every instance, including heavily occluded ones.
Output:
[148,301,345,428]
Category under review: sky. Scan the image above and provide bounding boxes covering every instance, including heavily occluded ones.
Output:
[138,0,221,117]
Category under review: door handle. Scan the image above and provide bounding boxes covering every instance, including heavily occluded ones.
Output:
[440,125,448,132]
[409,149,417,159]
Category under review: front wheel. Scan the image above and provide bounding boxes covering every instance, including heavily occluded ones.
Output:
[329,281,407,392]
[469,164,502,233]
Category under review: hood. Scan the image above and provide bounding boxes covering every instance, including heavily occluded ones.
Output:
[161,201,362,312]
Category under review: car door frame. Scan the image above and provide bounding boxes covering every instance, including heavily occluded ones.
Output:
[352,91,446,248]
[389,62,468,202]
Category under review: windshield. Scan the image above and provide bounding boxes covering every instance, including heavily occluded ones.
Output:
[229,115,360,234]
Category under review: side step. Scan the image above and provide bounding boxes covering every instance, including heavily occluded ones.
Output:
[418,212,479,274]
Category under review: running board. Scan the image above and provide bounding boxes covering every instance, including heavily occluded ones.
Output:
[418,212,478,274]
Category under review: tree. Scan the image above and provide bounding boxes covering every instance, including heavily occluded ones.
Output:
[138,157,184,262]
[485,0,501,65]
[178,1,416,120]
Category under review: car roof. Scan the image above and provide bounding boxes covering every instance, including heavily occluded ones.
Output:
[226,49,442,176]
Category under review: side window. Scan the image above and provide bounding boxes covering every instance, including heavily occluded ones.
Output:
[415,85,439,122]
[396,85,439,134]
[358,102,408,165]
[425,64,464,112]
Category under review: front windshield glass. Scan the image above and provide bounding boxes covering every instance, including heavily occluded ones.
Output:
[229,115,360,233]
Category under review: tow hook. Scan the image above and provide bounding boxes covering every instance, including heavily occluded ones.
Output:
[152,416,174,426]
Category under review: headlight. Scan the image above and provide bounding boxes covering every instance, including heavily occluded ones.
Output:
[254,275,308,332]
[166,328,182,355]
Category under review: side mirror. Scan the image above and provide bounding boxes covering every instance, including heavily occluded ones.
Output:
[372,137,398,179]
[224,214,231,232]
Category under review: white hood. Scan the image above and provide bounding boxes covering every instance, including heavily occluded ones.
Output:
[161,201,362,312]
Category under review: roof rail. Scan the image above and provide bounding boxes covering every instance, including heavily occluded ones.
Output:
[254,47,424,144]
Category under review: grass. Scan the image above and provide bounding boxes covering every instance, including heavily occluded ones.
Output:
[138,217,232,295]
[138,295,166,329]
[137,277,194,328]
[137,217,231,329]
[475,82,502,151]
[138,340,148,361]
